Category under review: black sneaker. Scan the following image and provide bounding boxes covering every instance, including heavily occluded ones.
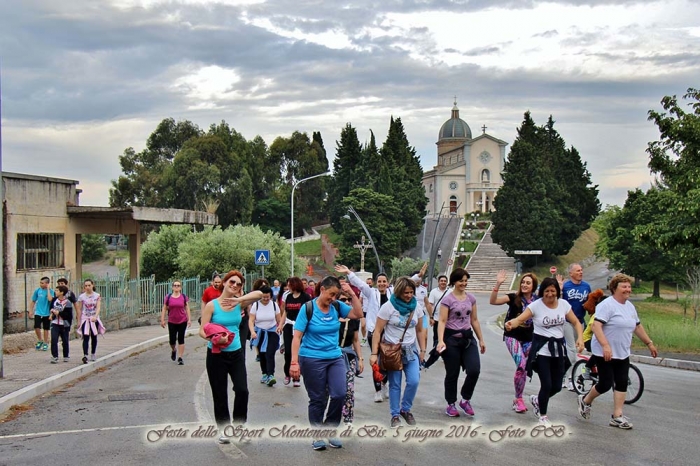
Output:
[400,411,416,425]
[178,357,184,365]
[82,356,88,364]
[171,350,176,361]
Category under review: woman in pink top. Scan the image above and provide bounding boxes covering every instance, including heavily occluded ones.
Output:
[160,280,192,365]
[76,279,104,364]
[436,268,486,418]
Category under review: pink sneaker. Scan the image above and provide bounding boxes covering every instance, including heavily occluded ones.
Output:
[293,379,301,387]
[513,398,527,413]
[284,377,291,385]
[459,399,474,416]
[445,404,460,417]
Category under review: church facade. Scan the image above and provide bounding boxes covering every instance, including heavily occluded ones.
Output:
[422,102,508,217]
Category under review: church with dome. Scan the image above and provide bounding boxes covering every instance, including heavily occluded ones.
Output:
[422,101,508,217]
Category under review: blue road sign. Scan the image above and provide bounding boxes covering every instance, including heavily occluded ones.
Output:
[255,249,270,266]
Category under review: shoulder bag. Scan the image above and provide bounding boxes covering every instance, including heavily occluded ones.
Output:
[379,311,414,372]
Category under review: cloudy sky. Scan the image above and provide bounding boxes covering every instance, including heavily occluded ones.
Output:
[1,0,698,207]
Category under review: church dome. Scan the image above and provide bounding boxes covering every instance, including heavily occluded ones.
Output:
[439,101,472,140]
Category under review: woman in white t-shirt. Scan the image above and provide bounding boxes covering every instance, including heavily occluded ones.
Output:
[505,277,583,426]
[577,274,657,429]
[249,286,282,386]
[369,277,426,428]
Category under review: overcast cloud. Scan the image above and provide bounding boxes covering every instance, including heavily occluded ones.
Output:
[1,0,699,206]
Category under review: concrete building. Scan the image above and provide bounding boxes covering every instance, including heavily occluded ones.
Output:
[422,101,508,217]
[2,172,216,332]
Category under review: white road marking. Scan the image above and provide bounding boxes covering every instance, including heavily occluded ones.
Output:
[0,423,201,440]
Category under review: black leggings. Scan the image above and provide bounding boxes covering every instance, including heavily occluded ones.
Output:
[283,323,294,378]
[442,337,481,404]
[595,357,629,394]
[535,355,564,416]
[257,330,280,376]
[206,348,248,428]
[168,322,187,345]
[81,322,98,356]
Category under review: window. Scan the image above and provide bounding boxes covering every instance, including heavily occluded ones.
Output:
[449,195,458,214]
[16,234,65,271]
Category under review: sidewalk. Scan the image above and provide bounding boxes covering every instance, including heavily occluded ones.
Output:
[0,324,197,416]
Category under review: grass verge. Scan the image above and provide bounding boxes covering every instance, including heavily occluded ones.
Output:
[633,299,700,354]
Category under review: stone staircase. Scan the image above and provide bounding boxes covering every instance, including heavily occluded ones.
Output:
[465,227,516,292]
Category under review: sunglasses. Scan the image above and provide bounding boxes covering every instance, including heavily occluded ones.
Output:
[173,284,181,287]
[338,297,350,303]
[228,280,242,286]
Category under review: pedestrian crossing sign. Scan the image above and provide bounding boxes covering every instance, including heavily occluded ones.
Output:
[254,249,270,266]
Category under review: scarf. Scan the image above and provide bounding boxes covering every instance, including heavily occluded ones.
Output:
[390,294,417,316]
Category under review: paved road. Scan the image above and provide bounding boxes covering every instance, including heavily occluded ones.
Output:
[1,295,698,466]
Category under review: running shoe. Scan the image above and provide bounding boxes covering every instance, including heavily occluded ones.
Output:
[390,416,401,428]
[82,356,89,364]
[530,395,540,418]
[578,394,591,420]
[90,354,97,362]
[374,391,383,403]
[312,439,327,451]
[293,379,301,387]
[218,435,231,444]
[609,415,633,429]
[445,403,460,417]
[50,357,59,364]
[171,350,176,361]
[178,357,184,366]
[284,376,291,385]
[267,375,277,387]
[260,375,269,384]
[566,380,576,392]
[459,399,475,416]
[63,357,70,363]
[538,416,552,427]
[328,437,342,449]
[400,410,416,425]
[42,343,49,351]
[36,341,43,350]
[381,383,389,399]
[513,398,527,413]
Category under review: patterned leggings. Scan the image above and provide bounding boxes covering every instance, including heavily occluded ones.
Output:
[342,356,358,423]
[505,337,531,399]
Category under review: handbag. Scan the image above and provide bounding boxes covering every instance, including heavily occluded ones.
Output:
[379,311,414,371]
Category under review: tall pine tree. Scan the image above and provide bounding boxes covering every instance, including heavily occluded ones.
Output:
[328,124,363,230]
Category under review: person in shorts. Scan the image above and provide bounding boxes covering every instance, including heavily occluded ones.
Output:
[30,277,55,351]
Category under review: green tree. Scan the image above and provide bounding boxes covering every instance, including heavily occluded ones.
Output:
[328,124,363,229]
[81,234,107,263]
[337,188,403,273]
[252,198,290,236]
[140,225,193,281]
[641,88,700,266]
[109,118,202,207]
[492,112,600,264]
[596,189,681,297]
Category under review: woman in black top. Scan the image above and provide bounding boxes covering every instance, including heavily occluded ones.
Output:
[338,286,364,424]
[280,277,312,386]
[490,270,538,414]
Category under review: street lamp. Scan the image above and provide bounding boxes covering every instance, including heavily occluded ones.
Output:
[290,171,331,274]
[343,205,383,273]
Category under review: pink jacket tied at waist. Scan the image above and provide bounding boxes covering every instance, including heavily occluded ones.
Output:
[203,323,235,353]
[78,314,106,336]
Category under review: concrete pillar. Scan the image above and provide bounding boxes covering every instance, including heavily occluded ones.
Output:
[481,191,486,213]
[75,234,83,281]
[468,191,474,213]
[129,232,140,279]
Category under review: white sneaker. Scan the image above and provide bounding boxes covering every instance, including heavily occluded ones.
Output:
[374,391,383,403]
[538,416,552,427]
[218,435,231,444]
[381,383,389,399]
[566,380,575,392]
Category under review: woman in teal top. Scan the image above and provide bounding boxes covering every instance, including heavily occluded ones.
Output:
[289,274,364,451]
[199,270,262,445]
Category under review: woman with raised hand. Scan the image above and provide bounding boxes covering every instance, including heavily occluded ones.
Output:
[369,277,426,428]
[199,270,263,445]
[490,270,538,414]
[280,277,312,386]
[577,274,657,429]
[505,277,584,427]
[436,268,485,418]
[289,275,364,451]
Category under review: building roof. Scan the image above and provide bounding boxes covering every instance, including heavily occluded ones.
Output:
[438,101,472,140]
[67,206,217,225]
[2,171,79,185]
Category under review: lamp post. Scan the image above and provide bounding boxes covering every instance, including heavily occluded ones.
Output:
[344,206,383,273]
[290,171,331,275]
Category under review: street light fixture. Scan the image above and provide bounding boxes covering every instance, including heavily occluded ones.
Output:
[343,206,383,273]
[290,171,331,274]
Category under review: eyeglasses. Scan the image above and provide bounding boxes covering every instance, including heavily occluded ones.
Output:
[173,284,181,288]
[338,297,350,303]
[228,280,242,286]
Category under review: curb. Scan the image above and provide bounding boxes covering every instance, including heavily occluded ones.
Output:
[0,327,200,416]
[630,354,700,372]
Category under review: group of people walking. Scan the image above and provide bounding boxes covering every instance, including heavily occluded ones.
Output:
[30,277,105,365]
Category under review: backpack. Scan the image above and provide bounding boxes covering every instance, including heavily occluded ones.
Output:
[165,293,188,314]
[254,300,278,314]
[303,300,341,327]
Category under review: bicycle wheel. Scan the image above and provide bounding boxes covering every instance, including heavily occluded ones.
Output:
[571,359,595,395]
[624,364,644,404]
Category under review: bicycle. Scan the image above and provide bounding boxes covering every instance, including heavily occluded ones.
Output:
[570,353,645,404]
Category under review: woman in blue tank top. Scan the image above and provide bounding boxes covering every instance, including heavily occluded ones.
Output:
[199,270,263,444]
